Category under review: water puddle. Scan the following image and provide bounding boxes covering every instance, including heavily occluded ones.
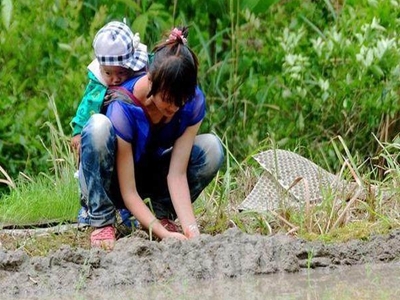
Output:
[29,262,400,299]
[120,262,400,300]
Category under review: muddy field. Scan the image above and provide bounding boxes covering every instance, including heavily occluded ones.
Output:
[1,227,400,299]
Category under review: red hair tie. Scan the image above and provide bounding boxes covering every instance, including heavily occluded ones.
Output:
[167,28,187,45]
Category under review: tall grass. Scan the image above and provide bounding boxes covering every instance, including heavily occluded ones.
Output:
[197,135,400,242]
[0,165,15,189]
[0,169,78,226]
[0,95,79,227]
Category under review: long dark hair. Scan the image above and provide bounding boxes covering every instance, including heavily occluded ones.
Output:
[147,26,199,107]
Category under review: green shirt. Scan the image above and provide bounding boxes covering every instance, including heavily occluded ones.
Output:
[70,71,107,136]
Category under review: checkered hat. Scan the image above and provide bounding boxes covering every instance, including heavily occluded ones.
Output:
[93,21,148,71]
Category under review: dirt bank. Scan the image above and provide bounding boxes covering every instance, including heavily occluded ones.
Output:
[1,228,400,299]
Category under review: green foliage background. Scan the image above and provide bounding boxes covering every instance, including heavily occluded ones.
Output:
[1,0,400,182]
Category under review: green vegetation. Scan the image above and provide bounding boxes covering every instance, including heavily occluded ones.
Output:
[1,0,400,249]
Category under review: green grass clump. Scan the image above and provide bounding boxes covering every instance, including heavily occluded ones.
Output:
[0,169,79,226]
[317,220,393,243]
[0,94,79,227]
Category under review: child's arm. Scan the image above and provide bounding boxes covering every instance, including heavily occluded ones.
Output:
[70,71,107,151]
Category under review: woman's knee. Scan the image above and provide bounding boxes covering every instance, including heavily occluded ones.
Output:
[193,133,224,172]
[82,114,114,151]
[83,114,112,137]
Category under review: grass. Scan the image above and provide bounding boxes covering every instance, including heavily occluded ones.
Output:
[0,227,90,256]
[0,169,79,226]
[197,135,400,242]
[0,95,79,226]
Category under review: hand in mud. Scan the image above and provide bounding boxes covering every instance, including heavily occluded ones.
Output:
[165,232,188,241]
[184,223,200,239]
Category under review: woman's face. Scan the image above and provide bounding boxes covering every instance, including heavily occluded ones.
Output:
[151,93,180,117]
[100,65,132,86]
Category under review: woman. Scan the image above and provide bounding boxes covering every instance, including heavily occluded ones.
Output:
[79,27,224,250]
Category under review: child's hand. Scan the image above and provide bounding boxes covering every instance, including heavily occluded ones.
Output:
[71,134,81,153]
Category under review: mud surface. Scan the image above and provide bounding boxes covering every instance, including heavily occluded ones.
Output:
[1,228,400,299]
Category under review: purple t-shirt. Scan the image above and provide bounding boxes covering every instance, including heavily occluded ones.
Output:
[105,76,206,164]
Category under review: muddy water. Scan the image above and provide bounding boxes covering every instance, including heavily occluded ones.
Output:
[115,263,400,299]
[13,263,400,299]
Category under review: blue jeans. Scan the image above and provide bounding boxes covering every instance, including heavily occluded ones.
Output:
[79,114,224,228]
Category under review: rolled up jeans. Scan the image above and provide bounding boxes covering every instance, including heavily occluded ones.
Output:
[79,114,224,228]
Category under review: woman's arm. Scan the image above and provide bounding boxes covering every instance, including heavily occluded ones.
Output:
[168,121,202,238]
[116,136,187,240]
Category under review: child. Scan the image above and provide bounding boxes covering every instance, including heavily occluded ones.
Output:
[70,20,148,153]
[70,20,148,227]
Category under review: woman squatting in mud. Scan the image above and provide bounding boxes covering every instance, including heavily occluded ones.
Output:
[78,26,224,250]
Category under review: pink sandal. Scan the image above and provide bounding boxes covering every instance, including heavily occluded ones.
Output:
[90,225,116,251]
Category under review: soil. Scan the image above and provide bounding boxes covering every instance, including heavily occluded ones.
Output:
[1,226,400,299]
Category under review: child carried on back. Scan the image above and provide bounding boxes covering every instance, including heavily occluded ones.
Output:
[70,20,148,153]
[70,20,148,227]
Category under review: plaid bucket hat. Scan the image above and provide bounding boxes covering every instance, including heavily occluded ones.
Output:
[93,21,148,71]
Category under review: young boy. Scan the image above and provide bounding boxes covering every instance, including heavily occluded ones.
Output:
[70,20,148,153]
[71,21,148,227]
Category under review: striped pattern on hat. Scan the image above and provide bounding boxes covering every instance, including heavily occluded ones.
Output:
[93,21,147,71]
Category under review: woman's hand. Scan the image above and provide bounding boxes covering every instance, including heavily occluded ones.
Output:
[184,223,200,239]
[164,232,188,241]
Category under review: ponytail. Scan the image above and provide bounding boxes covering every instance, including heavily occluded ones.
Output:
[147,26,199,107]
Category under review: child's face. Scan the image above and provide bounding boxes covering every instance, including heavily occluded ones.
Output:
[100,65,133,86]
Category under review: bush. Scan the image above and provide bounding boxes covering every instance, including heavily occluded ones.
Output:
[1,0,400,182]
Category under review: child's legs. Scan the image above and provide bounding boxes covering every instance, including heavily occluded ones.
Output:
[79,114,118,228]
[141,133,224,219]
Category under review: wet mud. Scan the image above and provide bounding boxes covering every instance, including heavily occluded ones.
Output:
[1,228,400,299]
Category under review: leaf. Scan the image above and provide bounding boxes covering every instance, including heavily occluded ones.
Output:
[58,43,73,52]
[370,64,384,78]
[132,14,149,40]
[114,0,141,12]
[241,0,260,10]
[323,0,337,21]
[241,0,279,13]
[1,0,13,29]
